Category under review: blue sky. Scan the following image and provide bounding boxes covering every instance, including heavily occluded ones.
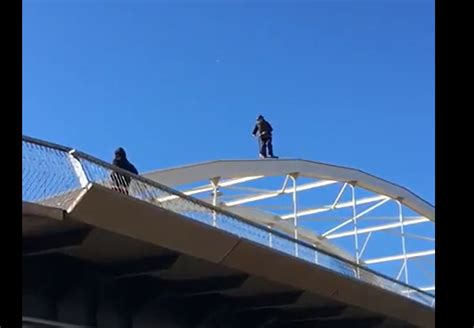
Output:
[23,0,434,204]
[23,0,434,292]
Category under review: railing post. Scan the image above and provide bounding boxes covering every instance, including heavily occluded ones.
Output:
[397,200,409,284]
[350,183,361,278]
[68,150,89,188]
[313,244,319,264]
[268,224,273,248]
[290,173,299,257]
[210,177,220,227]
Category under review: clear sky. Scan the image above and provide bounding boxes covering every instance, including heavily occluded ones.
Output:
[23,0,434,203]
[23,0,434,292]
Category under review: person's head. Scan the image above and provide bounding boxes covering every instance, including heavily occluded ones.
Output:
[256,115,264,121]
[114,147,126,160]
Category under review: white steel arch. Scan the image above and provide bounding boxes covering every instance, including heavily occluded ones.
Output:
[143,159,435,221]
[144,159,435,294]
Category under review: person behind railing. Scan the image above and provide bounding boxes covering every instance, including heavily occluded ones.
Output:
[252,115,278,159]
[110,147,138,195]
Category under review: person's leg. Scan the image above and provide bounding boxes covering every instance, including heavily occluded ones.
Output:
[259,137,267,158]
[265,137,278,158]
[267,137,274,157]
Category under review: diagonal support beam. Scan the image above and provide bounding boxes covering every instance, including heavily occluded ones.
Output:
[23,228,92,256]
[365,250,435,265]
[224,180,338,207]
[321,197,391,237]
[281,195,388,220]
[155,176,265,202]
[325,217,429,239]
[330,182,348,209]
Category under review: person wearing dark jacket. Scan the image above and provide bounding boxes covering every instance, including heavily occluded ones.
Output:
[252,115,278,159]
[110,147,138,194]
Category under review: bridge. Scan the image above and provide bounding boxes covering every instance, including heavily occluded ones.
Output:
[22,135,435,327]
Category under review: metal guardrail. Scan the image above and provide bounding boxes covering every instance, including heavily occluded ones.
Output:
[22,135,435,308]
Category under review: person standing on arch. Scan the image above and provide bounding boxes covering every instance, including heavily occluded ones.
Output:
[252,115,278,159]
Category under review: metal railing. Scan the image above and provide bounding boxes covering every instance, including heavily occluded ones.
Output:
[22,135,435,308]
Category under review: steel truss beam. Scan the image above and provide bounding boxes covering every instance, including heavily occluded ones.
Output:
[322,198,391,237]
[326,217,429,239]
[281,195,388,220]
[156,176,265,202]
[365,250,435,265]
[224,179,337,207]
